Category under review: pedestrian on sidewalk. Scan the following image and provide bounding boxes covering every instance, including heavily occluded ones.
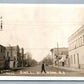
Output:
[41,62,46,74]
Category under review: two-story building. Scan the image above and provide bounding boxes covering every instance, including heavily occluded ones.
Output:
[0,45,6,69]
[68,25,84,69]
[50,48,68,66]
[5,45,20,68]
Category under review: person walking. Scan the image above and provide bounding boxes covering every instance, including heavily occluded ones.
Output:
[41,62,46,73]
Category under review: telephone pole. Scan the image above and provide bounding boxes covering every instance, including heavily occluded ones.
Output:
[8,44,12,57]
[57,42,59,68]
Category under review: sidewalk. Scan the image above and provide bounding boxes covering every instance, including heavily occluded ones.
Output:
[10,67,24,71]
[0,67,24,74]
[53,65,84,73]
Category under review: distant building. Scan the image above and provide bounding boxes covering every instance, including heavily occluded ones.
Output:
[0,45,6,69]
[50,48,68,66]
[24,52,32,67]
[68,25,84,69]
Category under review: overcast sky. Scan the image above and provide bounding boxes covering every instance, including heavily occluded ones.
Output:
[0,4,84,61]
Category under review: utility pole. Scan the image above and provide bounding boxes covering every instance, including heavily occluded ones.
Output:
[50,49,53,67]
[11,46,12,57]
[52,49,53,67]
[9,44,12,57]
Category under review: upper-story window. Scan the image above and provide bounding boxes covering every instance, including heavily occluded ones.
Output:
[83,35,84,45]
[69,35,84,51]
[79,37,80,47]
[3,48,5,53]
[80,37,82,46]
[75,38,78,48]
[74,54,76,64]
[76,39,79,48]
[74,40,76,49]
[1,48,2,53]
[71,55,73,64]
[3,56,5,59]
[7,52,9,57]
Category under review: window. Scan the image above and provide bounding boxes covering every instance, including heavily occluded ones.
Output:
[74,40,76,49]
[75,40,77,48]
[7,52,9,57]
[83,35,84,45]
[81,36,83,46]
[74,54,75,64]
[77,39,79,48]
[3,48,5,53]
[1,48,2,53]
[80,37,82,46]
[71,55,73,64]
[79,38,81,47]
[72,42,73,49]
[3,56,5,59]
[77,53,79,64]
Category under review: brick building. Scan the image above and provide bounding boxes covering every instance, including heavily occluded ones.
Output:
[5,45,20,68]
[0,45,6,69]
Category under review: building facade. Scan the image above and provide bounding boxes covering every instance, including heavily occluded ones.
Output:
[68,25,84,69]
[5,45,20,68]
[19,48,24,67]
[0,45,6,69]
[50,48,68,66]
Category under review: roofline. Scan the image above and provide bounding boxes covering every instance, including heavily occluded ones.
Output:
[68,25,84,41]
[0,45,6,48]
[50,47,68,51]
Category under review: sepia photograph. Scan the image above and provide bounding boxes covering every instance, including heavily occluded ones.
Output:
[0,4,84,80]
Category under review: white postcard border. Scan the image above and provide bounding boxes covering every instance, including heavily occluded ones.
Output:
[0,4,83,80]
